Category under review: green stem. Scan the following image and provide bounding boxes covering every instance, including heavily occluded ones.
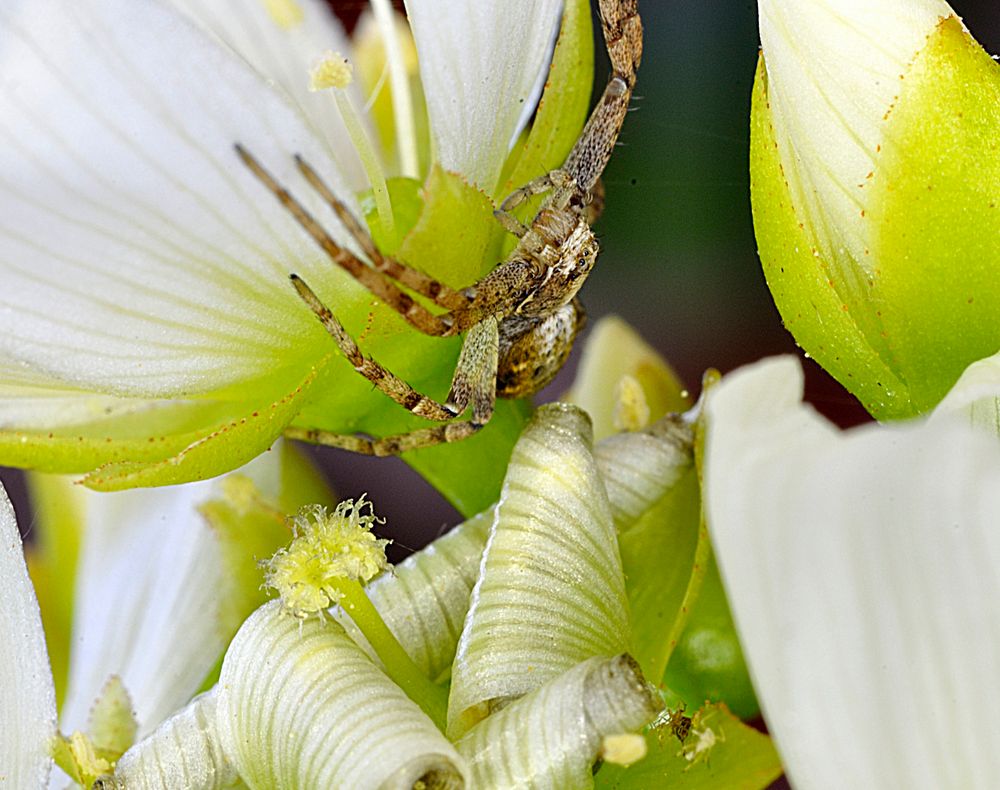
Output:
[332,579,449,730]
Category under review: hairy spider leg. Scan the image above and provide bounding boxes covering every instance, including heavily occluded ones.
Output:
[235,143,455,337]
[292,154,473,312]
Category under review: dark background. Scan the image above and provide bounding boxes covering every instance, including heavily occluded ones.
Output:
[3,1,998,557]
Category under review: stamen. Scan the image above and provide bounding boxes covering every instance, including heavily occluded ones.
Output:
[310,51,395,236]
[262,0,304,30]
[370,0,420,179]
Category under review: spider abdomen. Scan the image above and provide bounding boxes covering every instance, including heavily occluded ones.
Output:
[496,300,586,399]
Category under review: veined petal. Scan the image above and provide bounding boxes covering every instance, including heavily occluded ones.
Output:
[404,0,561,192]
[336,507,493,682]
[0,485,57,787]
[103,688,243,790]
[456,655,661,789]
[169,0,371,191]
[759,0,953,283]
[448,404,630,738]
[218,600,467,789]
[705,357,1000,788]
[0,0,369,400]
[58,452,281,741]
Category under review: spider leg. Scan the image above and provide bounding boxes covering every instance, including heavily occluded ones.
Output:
[494,170,576,238]
[293,154,472,312]
[284,421,481,457]
[292,275,459,421]
[236,143,455,337]
[562,0,642,193]
[446,317,500,423]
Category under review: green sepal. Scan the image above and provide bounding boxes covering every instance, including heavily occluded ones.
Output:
[594,703,783,789]
[362,176,424,255]
[497,0,594,249]
[87,675,138,761]
[869,17,1000,414]
[750,56,909,419]
[394,164,505,286]
[662,554,759,721]
[617,464,699,686]
[499,0,594,198]
[24,473,85,710]
[307,166,527,514]
[81,366,323,490]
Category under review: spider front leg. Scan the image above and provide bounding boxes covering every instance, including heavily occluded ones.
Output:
[291,275,457,421]
[285,278,502,456]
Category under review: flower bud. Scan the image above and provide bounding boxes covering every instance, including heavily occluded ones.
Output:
[751,0,1000,419]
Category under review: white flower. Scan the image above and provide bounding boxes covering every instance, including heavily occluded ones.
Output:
[0,0,561,487]
[704,355,1000,787]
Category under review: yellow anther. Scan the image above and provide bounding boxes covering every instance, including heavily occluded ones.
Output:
[262,0,304,30]
[310,51,354,92]
[612,373,651,432]
[264,497,390,619]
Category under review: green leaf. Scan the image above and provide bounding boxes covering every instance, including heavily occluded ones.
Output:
[869,17,1000,415]
[595,703,783,789]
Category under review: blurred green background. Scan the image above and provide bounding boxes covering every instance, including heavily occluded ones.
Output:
[3,1,998,554]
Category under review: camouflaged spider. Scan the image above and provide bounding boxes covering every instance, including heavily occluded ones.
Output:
[236,0,642,456]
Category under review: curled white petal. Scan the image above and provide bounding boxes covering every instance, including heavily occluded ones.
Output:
[595,417,693,528]
[456,654,661,789]
[705,356,1000,788]
[101,688,243,790]
[0,484,57,787]
[760,0,954,280]
[404,0,561,192]
[448,404,630,737]
[218,600,466,789]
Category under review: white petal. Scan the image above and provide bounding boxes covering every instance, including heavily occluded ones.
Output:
[0,484,57,786]
[448,404,629,738]
[109,688,243,790]
[0,0,369,400]
[760,0,953,280]
[456,655,660,789]
[219,600,467,789]
[404,0,561,192]
[59,453,279,738]
[169,0,370,190]
[705,357,1000,788]
[931,350,1000,437]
